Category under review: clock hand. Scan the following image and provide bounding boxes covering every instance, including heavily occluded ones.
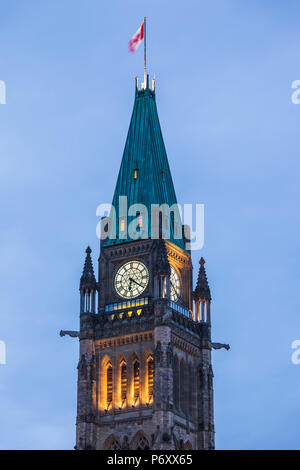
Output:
[129,277,144,289]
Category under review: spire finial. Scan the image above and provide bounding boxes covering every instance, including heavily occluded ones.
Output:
[194,257,211,301]
[80,246,96,289]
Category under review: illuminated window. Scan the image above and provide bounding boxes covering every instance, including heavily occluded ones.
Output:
[147,355,154,399]
[138,215,143,228]
[107,363,113,405]
[133,360,140,399]
[121,362,127,401]
[162,274,166,298]
[120,218,125,232]
[134,169,138,180]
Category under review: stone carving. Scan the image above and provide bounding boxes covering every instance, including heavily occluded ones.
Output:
[78,354,87,380]
[60,330,79,338]
[199,366,208,389]
[121,435,129,450]
[208,365,214,388]
[166,342,173,367]
[155,239,171,275]
[154,341,163,366]
[89,355,96,381]
[162,310,172,325]
[151,425,160,446]
[211,342,230,350]
[173,432,179,450]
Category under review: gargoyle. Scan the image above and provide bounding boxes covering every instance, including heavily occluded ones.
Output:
[211,342,230,351]
[60,330,79,338]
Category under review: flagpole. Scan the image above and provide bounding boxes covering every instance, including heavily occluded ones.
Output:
[144,16,146,87]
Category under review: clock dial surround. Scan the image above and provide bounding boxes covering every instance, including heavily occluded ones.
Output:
[114,260,149,299]
[170,266,181,302]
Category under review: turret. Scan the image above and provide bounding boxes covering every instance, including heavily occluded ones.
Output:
[154,238,171,299]
[79,246,97,314]
[193,257,211,323]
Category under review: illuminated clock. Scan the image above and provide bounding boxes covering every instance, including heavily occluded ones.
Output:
[170,266,181,302]
[114,260,149,299]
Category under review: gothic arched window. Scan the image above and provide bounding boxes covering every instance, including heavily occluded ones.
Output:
[184,440,192,450]
[106,362,113,407]
[120,361,127,403]
[136,436,150,450]
[104,435,121,450]
[133,360,140,400]
[110,439,121,450]
[131,432,150,450]
[147,355,154,402]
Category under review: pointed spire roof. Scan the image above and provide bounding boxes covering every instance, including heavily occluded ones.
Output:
[104,81,186,252]
[80,246,97,289]
[194,257,211,301]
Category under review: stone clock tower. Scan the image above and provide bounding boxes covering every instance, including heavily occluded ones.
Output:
[67,76,225,451]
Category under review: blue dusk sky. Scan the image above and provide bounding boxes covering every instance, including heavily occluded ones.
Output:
[0,0,299,449]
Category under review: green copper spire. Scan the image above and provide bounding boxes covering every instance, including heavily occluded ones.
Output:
[104,79,186,252]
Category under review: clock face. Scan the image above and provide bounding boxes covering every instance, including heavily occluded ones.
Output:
[114,260,149,299]
[170,266,181,302]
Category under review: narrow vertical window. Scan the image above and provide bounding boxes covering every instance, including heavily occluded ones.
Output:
[120,217,125,232]
[147,355,154,401]
[180,360,186,415]
[162,275,166,298]
[173,356,179,409]
[107,363,113,406]
[158,274,161,298]
[162,171,165,182]
[189,364,193,418]
[133,169,138,180]
[138,215,143,228]
[121,361,127,402]
[133,360,140,399]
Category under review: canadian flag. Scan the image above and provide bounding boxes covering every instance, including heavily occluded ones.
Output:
[129,21,144,52]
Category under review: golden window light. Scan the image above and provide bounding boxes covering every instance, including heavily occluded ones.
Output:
[133,360,140,399]
[106,363,113,406]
